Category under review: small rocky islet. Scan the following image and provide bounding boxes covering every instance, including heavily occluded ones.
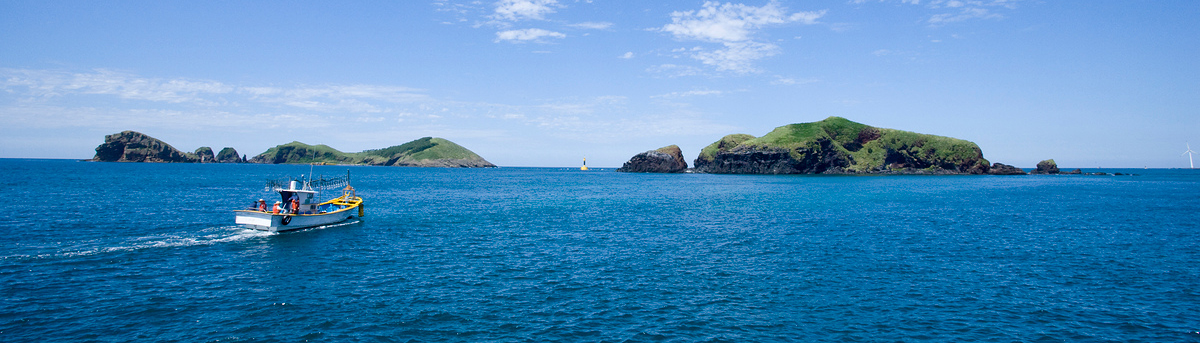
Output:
[617,116,1120,175]
[90,130,495,168]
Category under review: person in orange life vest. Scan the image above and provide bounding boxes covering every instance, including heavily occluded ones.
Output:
[258,199,267,212]
[272,201,282,214]
[290,198,300,214]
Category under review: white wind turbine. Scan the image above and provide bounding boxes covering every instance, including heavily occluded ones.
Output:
[1185,143,1197,169]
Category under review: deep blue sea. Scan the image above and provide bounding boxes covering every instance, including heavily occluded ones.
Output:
[2,159,1199,342]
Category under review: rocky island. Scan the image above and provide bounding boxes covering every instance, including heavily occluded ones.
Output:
[92,131,494,168]
[249,137,495,168]
[690,117,991,174]
[616,145,688,173]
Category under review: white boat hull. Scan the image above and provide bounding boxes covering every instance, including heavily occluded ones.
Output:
[234,208,355,232]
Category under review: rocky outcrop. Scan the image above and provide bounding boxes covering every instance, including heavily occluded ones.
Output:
[617,145,688,173]
[216,147,244,163]
[988,163,1027,175]
[1031,159,1060,174]
[693,117,990,175]
[92,131,199,163]
[695,138,854,174]
[1063,168,1082,175]
[194,147,215,163]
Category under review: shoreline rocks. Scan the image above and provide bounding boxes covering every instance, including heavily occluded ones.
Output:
[988,163,1027,175]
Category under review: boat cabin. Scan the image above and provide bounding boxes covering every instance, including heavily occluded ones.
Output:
[278,180,320,214]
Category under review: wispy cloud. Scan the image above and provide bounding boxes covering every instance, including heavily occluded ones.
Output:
[491,0,560,21]
[3,69,429,108]
[646,64,704,78]
[568,21,613,30]
[2,68,234,105]
[770,76,817,85]
[652,90,725,98]
[659,1,825,73]
[853,0,1020,25]
[495,28,567,42]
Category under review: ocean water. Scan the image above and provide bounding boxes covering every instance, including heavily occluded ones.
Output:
[1,159,1198,342]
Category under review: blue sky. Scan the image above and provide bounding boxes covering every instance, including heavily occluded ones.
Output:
[1,1,1197,168]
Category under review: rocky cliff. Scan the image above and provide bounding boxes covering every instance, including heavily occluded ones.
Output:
[194,147,215,163]
[616,145,688,173]
[93,131,200,163]
[216,147,244,163]
[693,117,991,175]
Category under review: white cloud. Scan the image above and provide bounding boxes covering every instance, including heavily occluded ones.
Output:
[692,41,780,73]
[619,52,634,59]
[492,0,559,21]
[928,7,1000,24]
[0,68,437,126]
[646,64,704,77]
[662,1,823,42]
[659,1,824,74]
[1,68,234,105]
[856,0,1020,24]
[495,28,566,42]
[652,90,724,98]
[770,76,817,85]
[568,21,613,30]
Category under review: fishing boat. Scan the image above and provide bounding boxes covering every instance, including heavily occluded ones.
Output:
[233,171,364,232]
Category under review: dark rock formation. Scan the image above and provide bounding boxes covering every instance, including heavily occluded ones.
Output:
[1064,169,1082,175]
[617,145,688,173]
[216,147,244,163]
[695,138,853,174]
[1031,159,1060,174]
[194,147,215,163]
[92,131,199,163]
[988,163,1027,175]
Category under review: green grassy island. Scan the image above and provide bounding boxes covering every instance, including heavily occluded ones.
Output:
[249,137,496,168]
[693,116,990,174]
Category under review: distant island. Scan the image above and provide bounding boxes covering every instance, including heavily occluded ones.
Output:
[620,116,1045,175]
[90,131,495,168]
[249,138,495,168]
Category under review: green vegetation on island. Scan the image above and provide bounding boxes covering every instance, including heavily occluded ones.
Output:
[248,137,496,168]
[694,116,990,174]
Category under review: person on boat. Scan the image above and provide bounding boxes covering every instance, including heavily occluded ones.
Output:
[272,201,282,214]
[290,198,300,214]
[258,199,267,212]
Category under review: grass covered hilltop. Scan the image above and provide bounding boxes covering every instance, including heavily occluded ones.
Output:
[694,116,990,174]
[249,137,496,168]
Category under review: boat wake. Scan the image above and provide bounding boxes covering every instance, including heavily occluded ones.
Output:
[3,226,276,261]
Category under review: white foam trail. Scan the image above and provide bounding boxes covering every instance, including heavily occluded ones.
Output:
[5,226,277,260]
